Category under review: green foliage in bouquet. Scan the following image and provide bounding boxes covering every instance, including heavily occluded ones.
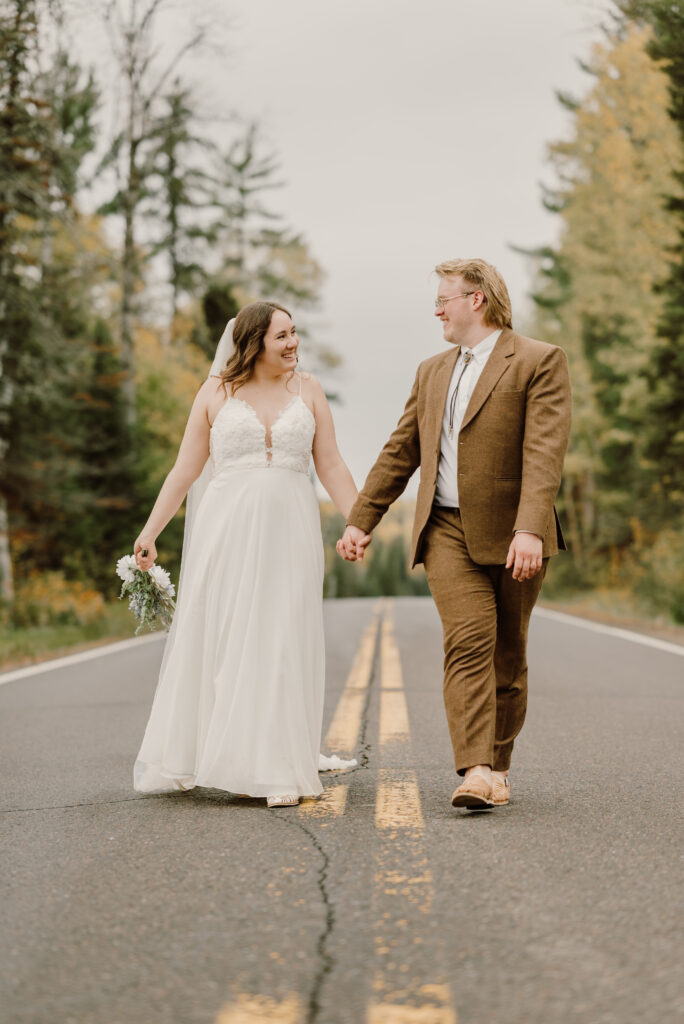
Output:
[116,555,176,635]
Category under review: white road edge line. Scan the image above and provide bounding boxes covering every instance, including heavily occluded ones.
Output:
[2,604,682,687]
[534,607,684,657]
[0,632,165,686]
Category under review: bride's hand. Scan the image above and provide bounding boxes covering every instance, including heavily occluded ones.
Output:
[336,525,371,562]
[134,536,157,570]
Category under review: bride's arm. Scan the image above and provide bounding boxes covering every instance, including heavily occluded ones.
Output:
[310,376,359,521]
[133,379,216,569]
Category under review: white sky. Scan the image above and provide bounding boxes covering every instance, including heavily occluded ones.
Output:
[78,0,614,495]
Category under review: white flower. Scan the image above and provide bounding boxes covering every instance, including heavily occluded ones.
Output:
[116,554,138,583]
[116,552,176,634]
[148,564,175,597]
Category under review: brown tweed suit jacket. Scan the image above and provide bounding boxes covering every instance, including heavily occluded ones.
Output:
[347,327,572,567]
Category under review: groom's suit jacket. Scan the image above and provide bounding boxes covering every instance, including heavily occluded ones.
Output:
[347,327,572,567]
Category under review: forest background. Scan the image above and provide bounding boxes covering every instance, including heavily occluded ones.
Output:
[1,0,683,666]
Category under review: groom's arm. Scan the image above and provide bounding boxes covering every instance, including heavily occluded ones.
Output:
[347,369,421,535]
[513,345,572,537]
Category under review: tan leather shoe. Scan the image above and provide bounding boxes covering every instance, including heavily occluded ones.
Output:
[491,773,510,805]
[451,773,494,809]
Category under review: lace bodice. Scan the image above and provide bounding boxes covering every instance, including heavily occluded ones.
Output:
[210,392,315,477]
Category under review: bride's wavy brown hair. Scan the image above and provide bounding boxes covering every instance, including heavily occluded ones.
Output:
[219,300,293,394]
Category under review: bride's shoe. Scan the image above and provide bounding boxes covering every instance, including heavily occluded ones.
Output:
[266,794,300,808]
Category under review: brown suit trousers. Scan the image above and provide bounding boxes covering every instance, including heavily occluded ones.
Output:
[348,328,572,773]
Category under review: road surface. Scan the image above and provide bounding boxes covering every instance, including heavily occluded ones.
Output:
[1,597,682,1024]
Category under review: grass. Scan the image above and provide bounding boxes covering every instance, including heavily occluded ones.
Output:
[0,601,140,672]
[539,586,684,644]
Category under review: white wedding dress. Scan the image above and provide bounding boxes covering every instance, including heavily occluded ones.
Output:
[133,374,351,798]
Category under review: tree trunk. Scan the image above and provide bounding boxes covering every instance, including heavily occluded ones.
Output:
[0,495,14,603]
[120,84,138,428]
[563,475,584,571]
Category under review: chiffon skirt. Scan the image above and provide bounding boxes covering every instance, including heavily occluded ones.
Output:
[133,467,326,798]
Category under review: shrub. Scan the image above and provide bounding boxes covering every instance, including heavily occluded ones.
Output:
[12,572,106,628]
[636,528,684,624]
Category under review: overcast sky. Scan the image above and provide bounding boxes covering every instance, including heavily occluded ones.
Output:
[82,0,614,495]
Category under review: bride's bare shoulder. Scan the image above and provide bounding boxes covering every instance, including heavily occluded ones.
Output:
[297,370,323,392]
[195,376,226,415]
[199,375,226,396]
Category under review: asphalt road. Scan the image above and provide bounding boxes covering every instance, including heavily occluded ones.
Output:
[1,597,682,1024]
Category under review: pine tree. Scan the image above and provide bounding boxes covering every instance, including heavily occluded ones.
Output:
[523,22,681,560]
[0,2,117,599]
[0,0,62,600]
[618,1,684,522]
[146,79,216,335]
[97,0,206,424]
[67,318,135,593]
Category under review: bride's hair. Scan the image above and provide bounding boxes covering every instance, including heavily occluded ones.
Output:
[220,300,292,394]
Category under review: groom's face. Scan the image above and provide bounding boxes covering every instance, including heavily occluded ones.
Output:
[435,275,477,345]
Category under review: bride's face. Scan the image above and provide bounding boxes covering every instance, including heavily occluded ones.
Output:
[259,310,299,373]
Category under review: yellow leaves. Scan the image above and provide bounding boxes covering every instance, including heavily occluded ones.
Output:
[134,324,208,464]
[12,571,106,628]
[543,20,683,380]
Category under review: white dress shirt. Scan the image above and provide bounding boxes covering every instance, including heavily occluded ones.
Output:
[434,330,502,508]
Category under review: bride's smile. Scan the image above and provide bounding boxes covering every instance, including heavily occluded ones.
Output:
[256,309,300,376]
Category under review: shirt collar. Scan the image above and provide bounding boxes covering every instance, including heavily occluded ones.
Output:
[461,329,502,365]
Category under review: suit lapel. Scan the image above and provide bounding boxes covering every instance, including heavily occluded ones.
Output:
[429,346,460,449]
[460,328,515,431]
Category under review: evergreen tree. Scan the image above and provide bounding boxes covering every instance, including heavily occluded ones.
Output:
[193,281,240,360]
[0,2,119,599]
[97,0,206,425]
[618,1,684,523]
[67,318,135,593]
[523,22,681,559]
[208,122,323,309]
[0,0,66,599]
[146,79,216,335]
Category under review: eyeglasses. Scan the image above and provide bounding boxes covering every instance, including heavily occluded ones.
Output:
[434,291,477,311]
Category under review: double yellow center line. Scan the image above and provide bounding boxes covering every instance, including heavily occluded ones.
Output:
[216,600,457,1023]
[299,603,381,819]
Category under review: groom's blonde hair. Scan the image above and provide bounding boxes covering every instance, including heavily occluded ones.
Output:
[434,258,512,329]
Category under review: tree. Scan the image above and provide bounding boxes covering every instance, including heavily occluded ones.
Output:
[617,1,684,523]
[0,1,100,600]
[0,0,48,602]
[97,0,206,425]
[145,78,216,335]
[207,122,323,307]
[523,22,681,561]
[67,318,135,593]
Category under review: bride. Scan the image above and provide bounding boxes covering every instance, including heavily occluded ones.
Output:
[132,300,362,807]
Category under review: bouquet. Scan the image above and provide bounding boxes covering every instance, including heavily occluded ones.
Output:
[116,554,176,635]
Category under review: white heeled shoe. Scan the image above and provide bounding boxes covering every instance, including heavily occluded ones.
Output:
[266,793,299,808]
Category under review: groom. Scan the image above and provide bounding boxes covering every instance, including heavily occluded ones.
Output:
[338,258,572,809]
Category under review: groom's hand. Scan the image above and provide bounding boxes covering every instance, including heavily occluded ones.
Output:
[506,532,543,581]
[336,525,372,562]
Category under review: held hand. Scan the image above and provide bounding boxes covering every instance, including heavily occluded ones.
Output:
[336,525,372,562]
[505,532,543,582]
[134,536,157,571]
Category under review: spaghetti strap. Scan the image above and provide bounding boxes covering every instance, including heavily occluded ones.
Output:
[298,371,303,395]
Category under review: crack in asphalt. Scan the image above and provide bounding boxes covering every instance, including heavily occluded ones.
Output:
[280,815,336,1024]
[268,612,383,1024]
[5,613,385,1024]
[0,795,159,814]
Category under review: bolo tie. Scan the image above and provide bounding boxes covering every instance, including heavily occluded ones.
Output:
[447,350,473,440]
